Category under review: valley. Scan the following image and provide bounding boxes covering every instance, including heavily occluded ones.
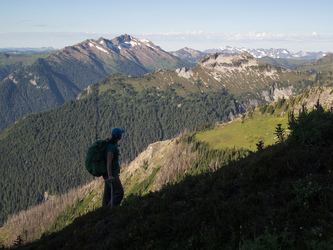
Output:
[0,35,332,227]
[1,34,333,248]
[1,90,333,248]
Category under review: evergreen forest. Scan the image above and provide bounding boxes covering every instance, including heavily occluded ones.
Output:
[14,102,333,249]
[0,80,241,226]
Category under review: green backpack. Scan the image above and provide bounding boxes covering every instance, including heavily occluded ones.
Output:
[85,139,109,177]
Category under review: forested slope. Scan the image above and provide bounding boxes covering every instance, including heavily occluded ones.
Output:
[20,103,333,249]
[0,35,192,133]
[0,52,55,81]
[0,80,241,226]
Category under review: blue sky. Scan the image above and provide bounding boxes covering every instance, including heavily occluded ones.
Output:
[0,0,332,52]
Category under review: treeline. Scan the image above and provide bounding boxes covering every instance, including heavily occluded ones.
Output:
[0,82,243,225]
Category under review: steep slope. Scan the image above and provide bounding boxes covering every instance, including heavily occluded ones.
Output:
[0,78,241,226]
[80,52,316,101]
[0,133,247,248]
[0,34,191,133]
[2,89,332,248]
[0,178,105,247]
[0,51,331,227]
[106,34,191,71]
[5,104,333,249]
[193,52,312,95]
[197,86,333,150]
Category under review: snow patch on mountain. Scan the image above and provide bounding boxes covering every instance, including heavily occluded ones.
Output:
[121,41,137,48]
[96,46,109,54]
[87,39,108,53]
[140,39,157,49]
[99,36,157,52]
[106,41,120,51]
[140,39,150,44]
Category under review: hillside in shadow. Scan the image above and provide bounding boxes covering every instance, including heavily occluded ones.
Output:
[18,104,333,249]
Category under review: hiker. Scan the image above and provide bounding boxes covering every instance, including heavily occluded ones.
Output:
[102,128,125,207]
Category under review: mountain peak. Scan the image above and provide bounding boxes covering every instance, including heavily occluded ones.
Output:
[199,52,257,68]
[72,35,162,56]
[108,34,158,51]
[112,34,133,43]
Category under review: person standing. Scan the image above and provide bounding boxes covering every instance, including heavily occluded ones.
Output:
[103,128,125,207]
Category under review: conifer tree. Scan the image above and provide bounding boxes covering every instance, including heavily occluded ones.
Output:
[274,124,285,143]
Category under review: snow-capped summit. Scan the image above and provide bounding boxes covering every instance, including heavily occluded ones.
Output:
[104,34,161,52]
[204,47,330,60]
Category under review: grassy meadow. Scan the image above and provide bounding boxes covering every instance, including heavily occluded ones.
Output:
[196,112,289,151]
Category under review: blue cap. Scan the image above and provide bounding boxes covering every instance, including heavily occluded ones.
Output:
[112,128,125,137]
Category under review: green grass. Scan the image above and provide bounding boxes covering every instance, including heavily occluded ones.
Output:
[196,112,289,151]
[22,107,333,249]
[126,166,162,196]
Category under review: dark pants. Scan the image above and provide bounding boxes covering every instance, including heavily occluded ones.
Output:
[102,175,124,207]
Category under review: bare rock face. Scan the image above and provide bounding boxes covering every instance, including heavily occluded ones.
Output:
[199,52,259,69]
[261,82,294,102]
[175,67,194,79]
[295,87,333,111]
[193,52,285,94]
[120,139,175,185]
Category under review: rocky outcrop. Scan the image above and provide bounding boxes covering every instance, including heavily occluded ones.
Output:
[175,67,194,79]
[261,82,294,102]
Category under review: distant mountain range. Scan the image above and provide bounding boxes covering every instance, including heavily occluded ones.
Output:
[0,50,310,225]
[1,38,333,228]
[169,47,332,68]
[1,34,333,247]
[2,44,330,60]
[204,46,331,60]
[1,34,332,133]
[0,47,57,54]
